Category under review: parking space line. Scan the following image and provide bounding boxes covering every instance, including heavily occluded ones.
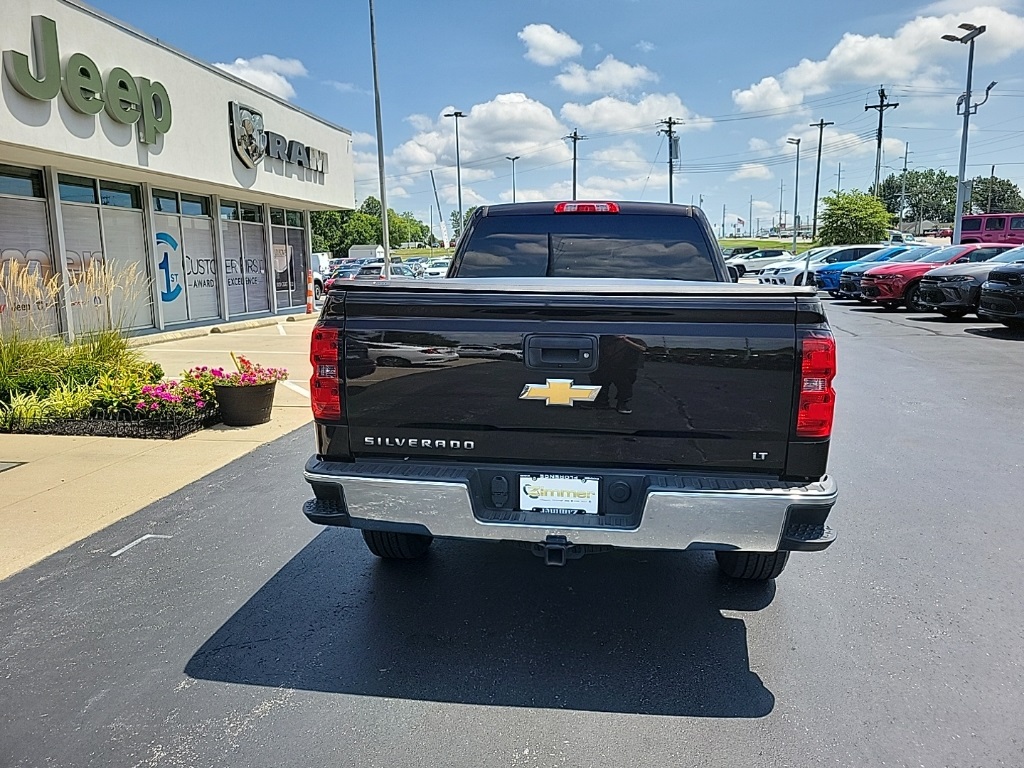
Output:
[282,381,310,398]
[277,324,287,336]
[110,534,172,558]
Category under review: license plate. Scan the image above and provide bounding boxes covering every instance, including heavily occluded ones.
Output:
[519,474,600,515]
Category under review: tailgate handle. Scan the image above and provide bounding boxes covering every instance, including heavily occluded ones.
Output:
[525,335,598,371]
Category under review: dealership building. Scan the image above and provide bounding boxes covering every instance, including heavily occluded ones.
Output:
[1,0,354,337]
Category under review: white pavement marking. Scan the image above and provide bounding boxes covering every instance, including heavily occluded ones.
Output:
[110,534,172,558]
[282,381,310,398]
[277,324,287,336]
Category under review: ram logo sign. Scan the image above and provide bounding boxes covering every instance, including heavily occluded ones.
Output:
[229,101,328,175]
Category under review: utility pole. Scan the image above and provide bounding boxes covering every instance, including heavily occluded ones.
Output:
[837,163,842,192]
[778,179,785,236]
[988,164,996,211]
[658,117,681,203]
[809,118,834,241]
[749,196,753,238]
[865,85,899,197]
[564,128,588,200]
[899,142,910,230]
[722,204,727,238]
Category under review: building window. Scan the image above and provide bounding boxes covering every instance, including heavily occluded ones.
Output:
[0,164,44,198]
[240,203,263,223]
[58,175,98,205]
[220,201,239,221]
[58,174,154,332]
[153,189,179,214]
[271,208,309,309]
[180,193,210,217]
[99,181,142,209]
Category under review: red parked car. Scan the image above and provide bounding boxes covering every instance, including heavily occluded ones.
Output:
[861,243,1016,311]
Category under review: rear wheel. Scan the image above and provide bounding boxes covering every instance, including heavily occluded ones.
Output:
[715,550,789,580]
[362,530,433,559]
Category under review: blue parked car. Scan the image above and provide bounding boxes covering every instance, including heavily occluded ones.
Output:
[835,246,940,300]
[815,245,917,296]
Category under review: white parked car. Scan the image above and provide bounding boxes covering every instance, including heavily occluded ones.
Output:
[758,244,885,286]
[353,264,418,280]
[725,248,795,276]
[421,259,452,279]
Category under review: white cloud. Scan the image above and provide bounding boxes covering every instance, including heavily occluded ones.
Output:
[635,40,656,53]
[518,24,583,66]
[748,137,773,153]
[554,55,658,94]
[326,80,369,96]
[375,93,571,206]
[729,163,774,181]
[589,141,649,171]
[732,7,1024,112]
[561,93,712,133]
[214,55,307,100]
[351,131,376,147]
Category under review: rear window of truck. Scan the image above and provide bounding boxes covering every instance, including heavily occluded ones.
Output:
[455,214,718,280]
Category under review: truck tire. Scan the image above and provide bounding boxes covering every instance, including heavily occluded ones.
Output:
[362,530,433,559]
[715,550,789,580]
[314,281,323,301]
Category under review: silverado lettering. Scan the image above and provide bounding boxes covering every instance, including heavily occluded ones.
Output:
[304,201,839,582]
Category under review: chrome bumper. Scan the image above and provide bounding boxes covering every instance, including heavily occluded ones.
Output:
[304,465,838,552]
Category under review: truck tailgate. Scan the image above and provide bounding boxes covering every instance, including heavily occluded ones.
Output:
[327,281,808,476]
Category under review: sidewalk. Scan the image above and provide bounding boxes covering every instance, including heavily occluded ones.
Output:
[0,316,319,580]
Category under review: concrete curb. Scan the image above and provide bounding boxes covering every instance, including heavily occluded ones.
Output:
[128,312,316,347]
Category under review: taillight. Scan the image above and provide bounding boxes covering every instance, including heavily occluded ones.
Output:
[796,330,836,439]
[553,201,620,213]
[310,325,342,420]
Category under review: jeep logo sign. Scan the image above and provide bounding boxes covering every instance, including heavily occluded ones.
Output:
[230,101,328,175]
[2,15,172,145]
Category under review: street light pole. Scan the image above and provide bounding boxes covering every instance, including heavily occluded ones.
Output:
[788,137,806,284]
[943,23,995,245]
[444,110,465,236]
[506,155,520,203]
[368,0,391,276]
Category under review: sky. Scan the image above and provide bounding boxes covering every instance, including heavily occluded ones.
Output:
[87,0,1024,235]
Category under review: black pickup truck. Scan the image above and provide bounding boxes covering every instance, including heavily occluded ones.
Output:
[303,202,838,580]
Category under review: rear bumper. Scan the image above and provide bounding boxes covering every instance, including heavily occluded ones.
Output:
[303,459,838,553]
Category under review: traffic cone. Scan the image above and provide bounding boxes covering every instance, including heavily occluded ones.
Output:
[306,269,314,314]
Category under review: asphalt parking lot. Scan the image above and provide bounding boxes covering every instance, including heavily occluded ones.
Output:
[1,299,1023,767]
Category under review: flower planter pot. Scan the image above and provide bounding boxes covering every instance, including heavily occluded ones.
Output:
[213,382,277,427]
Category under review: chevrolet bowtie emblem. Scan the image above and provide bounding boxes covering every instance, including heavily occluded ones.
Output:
[519,379,602,407]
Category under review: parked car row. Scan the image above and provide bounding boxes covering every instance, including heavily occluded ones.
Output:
[804,242,1024,327]
[323,257,452,290]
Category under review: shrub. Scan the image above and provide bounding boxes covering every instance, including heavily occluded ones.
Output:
[132,381,208,419]
[43,383,97,419]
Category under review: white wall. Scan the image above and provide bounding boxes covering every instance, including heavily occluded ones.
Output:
[0,0,354,210]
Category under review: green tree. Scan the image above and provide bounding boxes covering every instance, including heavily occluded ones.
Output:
[310,210,345,254]
[359,196,382,218]
[339,211,379,252]
[875,169,958,224]
[970,175,1024,214]
[817,190,891,246]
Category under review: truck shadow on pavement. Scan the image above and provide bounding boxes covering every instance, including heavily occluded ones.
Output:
[186,530,777,718]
